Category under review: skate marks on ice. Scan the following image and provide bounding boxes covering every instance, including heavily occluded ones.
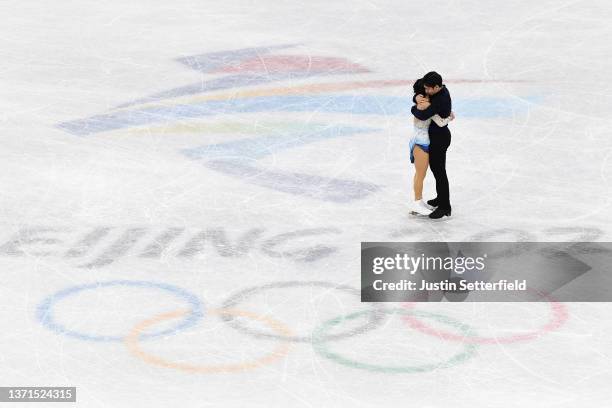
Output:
[33,278,570,375]
[55,45,539,203]
[37,280,204,342]
[220,281,385,343]
[0,225,342,268]
[0,225,606,269]
[182,123,382,203]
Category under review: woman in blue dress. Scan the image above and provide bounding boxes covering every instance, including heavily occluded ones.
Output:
[410,78,455,215]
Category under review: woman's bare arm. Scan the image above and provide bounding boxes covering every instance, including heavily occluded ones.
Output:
[431,111,455,126]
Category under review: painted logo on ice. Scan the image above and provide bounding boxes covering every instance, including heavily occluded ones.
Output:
[56,44,537,202]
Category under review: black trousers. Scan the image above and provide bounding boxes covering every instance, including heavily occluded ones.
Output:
[429,129,451,209]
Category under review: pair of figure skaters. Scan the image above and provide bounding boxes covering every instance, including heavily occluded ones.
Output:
[409,71,454,219]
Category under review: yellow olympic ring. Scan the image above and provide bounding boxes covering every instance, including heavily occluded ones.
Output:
[125,308,293,373]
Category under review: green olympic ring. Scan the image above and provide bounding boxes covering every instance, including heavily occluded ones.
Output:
[313,308,478,374]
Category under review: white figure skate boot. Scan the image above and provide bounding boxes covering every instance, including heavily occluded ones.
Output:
[410,199,432,216]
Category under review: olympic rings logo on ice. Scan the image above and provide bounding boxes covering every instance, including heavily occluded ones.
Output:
[37,280,204,342]
[126,308,294,374]
[402,289,569,345]
[36,279,569,374]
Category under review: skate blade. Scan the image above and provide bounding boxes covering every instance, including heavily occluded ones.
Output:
[429,213,452,221]
[409,211,430,217]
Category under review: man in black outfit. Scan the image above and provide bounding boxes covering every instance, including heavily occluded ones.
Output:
[411,71,452,219]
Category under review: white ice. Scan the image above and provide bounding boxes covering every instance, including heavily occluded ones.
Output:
[1,0,611,406]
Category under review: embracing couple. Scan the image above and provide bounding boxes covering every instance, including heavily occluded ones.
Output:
[409,71,454,219]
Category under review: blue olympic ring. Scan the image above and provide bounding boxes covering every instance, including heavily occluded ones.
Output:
[36,280,205,342]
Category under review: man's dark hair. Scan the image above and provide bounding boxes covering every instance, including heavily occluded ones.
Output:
[413,78,425,95]
[423,71,443,87]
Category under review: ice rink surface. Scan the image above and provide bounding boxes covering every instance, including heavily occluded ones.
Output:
[1,0,611,406]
